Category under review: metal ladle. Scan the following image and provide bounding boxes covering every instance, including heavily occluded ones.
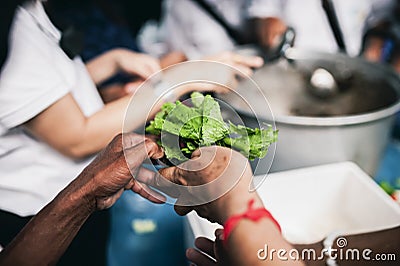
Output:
[280,48,340,99]
[261,27,342,99]
[309,67,339,98]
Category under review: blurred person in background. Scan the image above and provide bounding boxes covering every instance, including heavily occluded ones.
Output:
[47,0,263,100]
[0,1,263,265]
[138,0,276,60]
[357,0,400,141]
[0,0,160,264]
[361,0,400,73]
[148,0,399,72]
[46,0,167,103]
[248,0,400,73]
[249,0,386,55]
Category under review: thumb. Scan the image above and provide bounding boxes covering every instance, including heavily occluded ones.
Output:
[214,229,225,262]
[158,166,178,183]
[174,204,193,216]
[174,197,193,216]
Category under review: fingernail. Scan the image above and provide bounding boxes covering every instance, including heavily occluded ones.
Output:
[255,57,264,64]
[125,85,134,93]
[216,230,225,241]
[186,248,192,256]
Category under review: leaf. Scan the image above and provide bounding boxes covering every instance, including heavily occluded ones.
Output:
[191,92,205,108]
[200,95,229,145]
[163,102,202,139]
[145,121,160,135]
[224,122,278,160]
[161,132,188,163]
[145,92,278,163]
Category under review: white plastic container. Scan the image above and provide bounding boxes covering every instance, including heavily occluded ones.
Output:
[185,162,400,245]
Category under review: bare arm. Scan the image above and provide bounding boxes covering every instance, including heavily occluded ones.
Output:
[23,86,219,159]
[0,180,93,266]
[213,195,302,265]
[85,49,161,85]
[25,52,263,159]
[0,133,164,266]
[24,93,132,158]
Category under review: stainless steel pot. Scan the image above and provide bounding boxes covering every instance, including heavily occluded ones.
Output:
[220,49,400,176]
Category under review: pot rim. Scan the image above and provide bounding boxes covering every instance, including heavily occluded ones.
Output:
[239,49,400,127]
[270,101,400,126]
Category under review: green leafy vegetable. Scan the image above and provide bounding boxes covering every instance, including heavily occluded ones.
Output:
[146,92,278,163]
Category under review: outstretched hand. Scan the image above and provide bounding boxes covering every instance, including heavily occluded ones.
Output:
[186,229,228,266]
[78,133,165,210]
[256,17,288,50]
[157,146,258,225]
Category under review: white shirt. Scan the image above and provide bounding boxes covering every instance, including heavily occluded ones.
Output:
[251,0,393,56]
[0,1,104,216]
[140,0,271,59]
[142,0,391,58]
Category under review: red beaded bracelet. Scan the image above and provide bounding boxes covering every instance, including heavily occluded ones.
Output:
[222,199,281,244]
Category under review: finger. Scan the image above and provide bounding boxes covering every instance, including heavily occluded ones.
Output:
[124,139,163,169]
[124,80,143,94]
[195,237,215,258]
[131,180,166,203]
[174,196,194,216]
[186,248,217,266]
[124,142,149,169]
[122,133,147,150]
[127,66,153,80]
[211,85,231,94]
[145,139,164,159]
[214,229,225,262]
[135,167,156,183]
[130,57,160,79]
[232,54,264,68]
[145,58,161,74]
[143,169,181,198]
[158,166,178,183]
[136,167,173,189]
[174,200,193,216]
[180,82,216,95]
[233,64,253,77]
[214,229,224,239]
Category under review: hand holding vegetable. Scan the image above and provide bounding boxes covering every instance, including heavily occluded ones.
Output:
[158,145,263,224]
[146,92,277,165]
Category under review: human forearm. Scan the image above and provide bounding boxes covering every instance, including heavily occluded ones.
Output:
[214,186,303,265]
[24,86,185,159]
[74,87,180,157]
[86,49,160,85]
[68,95,132,157]
[206,192,303,266]
[85,49,120,85]
[0,175,94,266]
[0,133,165,265]
[227,219,303,266]
[24,93,132,159]
[212,184,264,225]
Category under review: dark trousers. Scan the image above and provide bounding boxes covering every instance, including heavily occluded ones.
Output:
[0,209,109,266]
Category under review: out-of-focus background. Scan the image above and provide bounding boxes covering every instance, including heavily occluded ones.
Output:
[0,0,399,265]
